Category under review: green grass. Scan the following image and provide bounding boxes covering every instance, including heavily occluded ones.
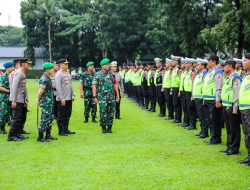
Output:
[0,81,249,190]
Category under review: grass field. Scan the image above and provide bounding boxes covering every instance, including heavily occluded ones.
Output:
[0,81,249,190]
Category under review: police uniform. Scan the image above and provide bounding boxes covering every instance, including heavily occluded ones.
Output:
[148,63,157,112]
[163,58,174,120]
[50,67,58,121]
[141,62,150,109]
[37,62,58,142]
[8,58,31,141]
[0,61,13,134]
[55,59,75,136]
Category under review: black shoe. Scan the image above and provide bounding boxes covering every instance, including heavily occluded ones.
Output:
[220,148,230,153]
[226,150,239,155]
[173,120,181,124]
[238,156,250,164]
[59,131,68,136]
[208,140,221,145]
[21,130,30,135]
[187,126,197,130]
[84,119,88,123]
[17,135,29,140]
[45,135,58,140]
[199,134,209,139]
[166,116,174,120]
[115,116,121,120]
[102,126,107,133]
[66,130,75,134]
[37,132,49,142]
[7,136,23,141]
[107,126,112,133]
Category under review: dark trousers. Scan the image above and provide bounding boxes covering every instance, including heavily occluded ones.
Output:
[53,96,58,120]
[204,100,222,142]
[241,110,250,155]
[172,88,182,121]
[9,103,27,137]
[185,92,197,127]
[223,107,241,152]
[149,84,156,110]
[57,100,72,133]
[137,86,144,106]
[115,89,121,118]
[194,99,207,135]
[142,85,149,109]
[180,91,187,124]
[156,86,166,115]
[164,88,174,118]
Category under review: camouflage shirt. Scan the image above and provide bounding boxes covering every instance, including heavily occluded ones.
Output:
[92,70,115,100]
[39,73,54,107]
[80,71,95,97]
[0,72,10,102]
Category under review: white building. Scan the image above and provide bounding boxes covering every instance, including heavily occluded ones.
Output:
[0,47,46,70]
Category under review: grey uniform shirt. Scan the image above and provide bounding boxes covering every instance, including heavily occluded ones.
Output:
[214,72,223,102]
[9,70,15,101]
[50,72,57,96]
[9,69,28,103]
[115,72,124,92]
[55,70,74,101]
[231,72,241,113]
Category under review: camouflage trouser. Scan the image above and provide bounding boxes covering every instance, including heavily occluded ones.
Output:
[0,100,10,127]
[39,106,54,132]
[99,97,116,127]
[84,97,97,119]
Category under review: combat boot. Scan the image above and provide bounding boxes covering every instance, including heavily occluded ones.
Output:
[37,132,49,142]
[45,130,58,140]
[102,126,107,133]
[107,126,112,133]
[0,125,7,134]
[84,118,88,123]
[92,117,98,123]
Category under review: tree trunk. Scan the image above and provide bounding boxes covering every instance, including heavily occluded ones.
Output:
[235,0,244,58]
[48,19,52,62]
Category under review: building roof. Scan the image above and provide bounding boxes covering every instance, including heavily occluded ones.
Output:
[0,47,45,58]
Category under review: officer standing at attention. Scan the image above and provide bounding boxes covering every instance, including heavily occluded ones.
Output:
[154,58,166,117]
[110,61,123,119]
[141,62,150,110]
[92,58,120,133]
[179,58,187,127]
[79,61,97,123]
[192,58,208,138]
[171,55,182,124]
[8,58,31,141]
[0,61,14,134]
[37,62,58,142]
[50,62,59,121]
[203,55,223,145]
[238,53,250,166]
[148,62,156,112]
[220,60,242,155]
[163,58,174,120]
[55,59,75,136]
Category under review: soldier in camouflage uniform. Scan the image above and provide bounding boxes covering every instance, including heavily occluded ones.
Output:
[92,58,120,133]
[80,61,97,123]
[0,61,14,134]
[37,62,58,142]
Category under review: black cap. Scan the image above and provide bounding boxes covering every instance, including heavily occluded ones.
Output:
[13,59,20,66]
[245,53,250,60]
[208,55,219,63]
[224,60,236,67]
[56,59,69,64]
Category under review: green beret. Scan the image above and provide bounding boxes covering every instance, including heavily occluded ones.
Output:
[43,62,54,70]
[86,61,94,67]
[100,58,110,66]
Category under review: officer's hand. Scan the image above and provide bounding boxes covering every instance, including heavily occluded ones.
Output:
[215,101,222,108]
[72,95,76,101]
[178,92,180,97]
[93,98,98,104]
[116,96,120,103]
[12,102,17,108]
[170,91,173,95]
[80,93,84,99]
[161,88,164,92]
[61,99,66,106]
[232,110,238,115]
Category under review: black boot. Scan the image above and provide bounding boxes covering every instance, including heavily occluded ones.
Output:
[92,118,98,123]
[107,126,112,133]
[102,126,107,133]
[0,125,7,134]
[238,155,250,164]
[45,130,58,140]
[7,130,22,141]
[37,132,49,142]
[84,118,88,123]
[65,124,75,134]
[58,125,68,136]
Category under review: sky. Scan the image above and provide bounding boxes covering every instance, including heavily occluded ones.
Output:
[0,0,23,27]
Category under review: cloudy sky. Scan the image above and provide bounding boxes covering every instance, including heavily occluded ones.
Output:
[0,0,23,27]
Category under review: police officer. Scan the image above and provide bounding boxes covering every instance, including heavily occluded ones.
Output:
[92,58,120,133]
[238,53,250,166]
[163,58,174,120]
[80,61,97,123]
[220,60,242,155]
[148,62,157,112]
[141,62,150,110]
[0,61,14,134]
[154,58,166,117]
[192,58,208,138]
[8,58,31,141]
[233,58,243,76]
[171,55,182,123]
[203,55,223,145]
[50,62,59,121]
[55,59,75,136]
[37,62,58,142]
[110,61,124,119]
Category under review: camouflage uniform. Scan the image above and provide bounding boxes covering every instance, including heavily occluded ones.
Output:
[0,72,10,133]
[80,71,97,120]
[38,73,54,132]
[92,70,116,127]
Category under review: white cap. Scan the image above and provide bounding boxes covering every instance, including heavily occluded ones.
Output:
[171,55,181,61]
[154,58,163,64]
[233,58,242,63]
[110,61,118,67]
[165,58,172,63]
